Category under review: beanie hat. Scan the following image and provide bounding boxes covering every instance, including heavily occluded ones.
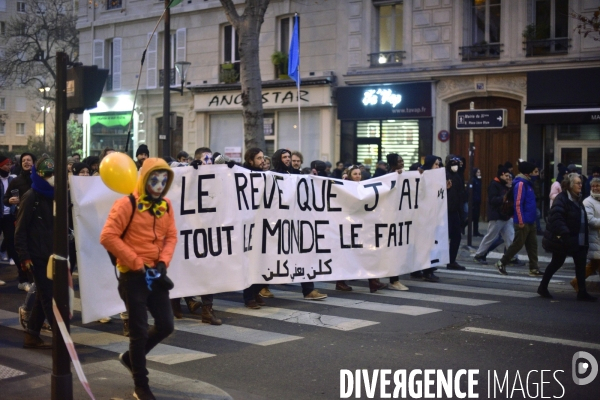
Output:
[518,160,535,175]
[566,164,579,173]
[72,162,90,176]
[37,157,55,174]
[136,144,149,157]
[504,161,513,169]
[497,166,510,178]
[0,155,9,167]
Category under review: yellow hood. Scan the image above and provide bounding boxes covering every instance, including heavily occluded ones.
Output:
[136,158,174,198]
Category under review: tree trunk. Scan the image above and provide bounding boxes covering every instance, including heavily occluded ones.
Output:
[220,0,270,151]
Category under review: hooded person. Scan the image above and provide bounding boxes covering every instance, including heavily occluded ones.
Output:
[4,152,37,290]
[100,158,177,400]
[421,155,440,171]
[14,157,56,349]
[71,162,91,176]
[271,149,295,174]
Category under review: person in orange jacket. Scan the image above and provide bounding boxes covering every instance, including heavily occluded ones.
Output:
[100,157,177,400]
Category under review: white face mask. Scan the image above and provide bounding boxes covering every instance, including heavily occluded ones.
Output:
[46,176,55,187]
[591,192,600,199]
[451,165,458,172]
[477,175,481,179]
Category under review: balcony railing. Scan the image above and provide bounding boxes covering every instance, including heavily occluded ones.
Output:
[107,0,122,10]
[368,51,406,67]
[523,38,570,57]
[459,43,503,61]
[159,68,176,87]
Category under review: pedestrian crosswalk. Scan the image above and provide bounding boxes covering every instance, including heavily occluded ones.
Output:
[1,272,549,365]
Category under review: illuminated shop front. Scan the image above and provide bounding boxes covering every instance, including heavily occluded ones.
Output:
[336,82,433,167]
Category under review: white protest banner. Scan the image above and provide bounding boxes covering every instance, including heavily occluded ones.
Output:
[70,166,449,323]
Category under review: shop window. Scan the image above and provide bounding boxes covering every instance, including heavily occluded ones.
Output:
[16,123,25,136]
[93,39,122,91]
[278,110,320,164]
[460,0,502,61]
[370,1,405,67]
[210,113,244,157]
[355,120,419,167]
[524,0,570,56]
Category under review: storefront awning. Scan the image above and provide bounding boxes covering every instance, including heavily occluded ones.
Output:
[526,67,600,125]
[524,107,600,124]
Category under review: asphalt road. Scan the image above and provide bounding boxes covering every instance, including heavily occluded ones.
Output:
[0,254,599,400]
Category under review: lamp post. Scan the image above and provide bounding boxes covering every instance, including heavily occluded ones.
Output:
[41,105,51,145]
[39,86,52,146]
[174,61,191,95]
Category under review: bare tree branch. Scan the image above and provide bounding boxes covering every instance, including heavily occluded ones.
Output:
[570,7,600,41]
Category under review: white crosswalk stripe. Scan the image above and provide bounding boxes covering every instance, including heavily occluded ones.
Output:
[397,280,539,298]
[72,298,303,347]
[0,309,215,365]
[266,289,441,316]
[312,283,499,306]
[212,299,379,331]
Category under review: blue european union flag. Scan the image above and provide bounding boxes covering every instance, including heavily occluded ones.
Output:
[288,14,300,84]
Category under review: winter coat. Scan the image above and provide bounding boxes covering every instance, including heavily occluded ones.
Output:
[549,181,561,209]
[446,169,465,214]
[487,177,510,221]
[0,175,14,218]
[543,191,589,255]
[512,174,537,224]
[14,189,54,264]
[472,175,482,204]
[3,171,32,215]
[583,195,600,260]
[100,158,178,273]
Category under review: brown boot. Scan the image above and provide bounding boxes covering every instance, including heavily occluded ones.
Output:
[201,305,222,325]
[185,298,202,315]
[571,262,598,292]
[335,280,352,291]
[171,299,183,319]
[23,332,52,349]
[369,279,387,293]
[254,294,266,306]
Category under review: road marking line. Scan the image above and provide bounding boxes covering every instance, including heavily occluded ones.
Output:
[459,263,574,279]
[213,300,379,331]
[0,365,26,380]
[397,280,538,298]
[267,289,440,316]
[73,298,302,347]
[0,310,215,364]
[436,269,565,283]
[312,283,498,306]
[462,327,600,350]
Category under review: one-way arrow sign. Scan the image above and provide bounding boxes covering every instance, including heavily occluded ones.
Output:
[456,109,507,129]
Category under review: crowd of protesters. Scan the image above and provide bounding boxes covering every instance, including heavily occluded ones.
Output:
[0,144,598,399]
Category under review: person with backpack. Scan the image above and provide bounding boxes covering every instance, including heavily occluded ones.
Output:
[473,167,514,264]
[100,158,177,400]
[494,161,543,276]
[14,157,55,349]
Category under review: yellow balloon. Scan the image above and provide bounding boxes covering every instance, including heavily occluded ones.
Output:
[99,152,138,194]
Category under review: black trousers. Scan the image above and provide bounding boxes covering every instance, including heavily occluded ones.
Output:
[0,215,25,283]
[118,271,174,388]
[472,202,481,234]
[540,247,588,293]
[448,211,462,264]
[26,257,53,336]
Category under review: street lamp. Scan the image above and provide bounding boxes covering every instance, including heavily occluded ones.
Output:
[173,61,191,95]
[41,105,51,144]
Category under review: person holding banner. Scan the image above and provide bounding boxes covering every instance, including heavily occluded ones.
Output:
[100,158,177,400]
[269,149,327,300]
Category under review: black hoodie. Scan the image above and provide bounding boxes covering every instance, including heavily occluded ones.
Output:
[4,152,37,209]
[272,149,298,174]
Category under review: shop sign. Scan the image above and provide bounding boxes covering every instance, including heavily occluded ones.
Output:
[337,82,432,120]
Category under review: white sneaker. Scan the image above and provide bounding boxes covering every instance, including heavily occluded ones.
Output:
[388,281,409,291]
[98,317,112,323]
[18,282,31,292]
[0,280,5,286]
[9,259,15,265]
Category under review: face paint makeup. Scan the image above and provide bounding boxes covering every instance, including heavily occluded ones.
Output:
[146,171,169,198]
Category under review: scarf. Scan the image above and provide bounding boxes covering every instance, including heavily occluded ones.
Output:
[137,195,168,218]
[30,165,54,199]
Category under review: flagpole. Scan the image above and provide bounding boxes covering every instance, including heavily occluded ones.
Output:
[297,66,301,153]
[288,13,301,153]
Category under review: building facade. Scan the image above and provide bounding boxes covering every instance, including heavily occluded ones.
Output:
[0,0,55,151]
[77,0,600,211]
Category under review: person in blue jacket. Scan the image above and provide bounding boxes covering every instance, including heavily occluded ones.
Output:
[495,161,543,276]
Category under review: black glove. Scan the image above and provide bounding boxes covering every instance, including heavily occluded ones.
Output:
[227,160,236,169]
[190,159,202,170]
[153,261,174,291]
[155,261,167,276]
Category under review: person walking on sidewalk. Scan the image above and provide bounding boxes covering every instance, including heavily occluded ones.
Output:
[100,158,178,400]
[446,156,467,271]
[538,173,596,301]
[569,177,600,295]
[473,167,514,264]
[495,161,542,276]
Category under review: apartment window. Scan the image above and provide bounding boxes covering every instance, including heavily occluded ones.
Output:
[471,0,501,45]
[17,1,25,13]
[158,29,186,87]
[0,123,4,136]
[93,39,122,91]
[35,123,44,136]
[15,97,26,112]
[1,22,5,36]
[107,0,122,10]
[370,1,405,66]
[16,123,25,136]
[223,25,240,64]
[0,0,6,12]
[278,16,299,54]
[0,98,5,111]
[532,0,568,39]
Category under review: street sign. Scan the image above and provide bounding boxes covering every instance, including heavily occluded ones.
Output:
[456,108,507,129]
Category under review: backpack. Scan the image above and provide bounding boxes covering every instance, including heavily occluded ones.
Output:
[108,194,136,270]
[500,185,515,219]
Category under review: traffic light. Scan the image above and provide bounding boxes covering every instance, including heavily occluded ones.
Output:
[66,65,109,114]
